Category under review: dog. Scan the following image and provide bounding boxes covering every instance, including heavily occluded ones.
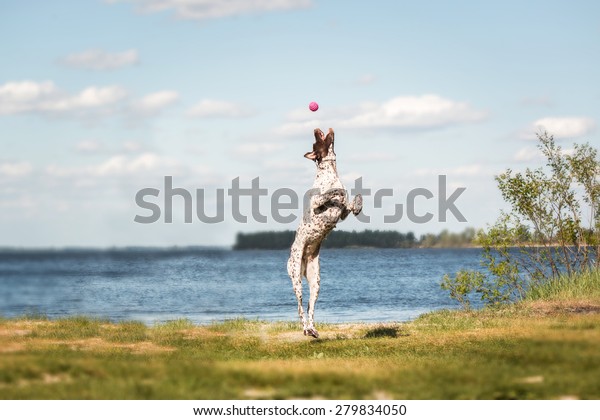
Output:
[287,128,362,338]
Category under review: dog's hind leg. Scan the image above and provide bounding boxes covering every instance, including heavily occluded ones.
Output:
[287,243,308,332]
[305,254,321,338]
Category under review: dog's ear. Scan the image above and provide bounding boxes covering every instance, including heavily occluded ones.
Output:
[304,151,317,160]
[324,129,334,145]
[314,128,324,142]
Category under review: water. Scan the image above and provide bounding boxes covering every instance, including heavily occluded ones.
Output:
[0,248,482,324]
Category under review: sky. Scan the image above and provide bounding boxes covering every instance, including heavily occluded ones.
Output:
[0,0,599,248]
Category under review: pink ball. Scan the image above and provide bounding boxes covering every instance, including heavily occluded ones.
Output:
[309,101,319,112]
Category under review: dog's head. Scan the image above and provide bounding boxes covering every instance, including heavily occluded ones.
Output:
[304,128,335,164]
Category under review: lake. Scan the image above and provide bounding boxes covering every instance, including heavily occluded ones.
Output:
[0,248,482,325]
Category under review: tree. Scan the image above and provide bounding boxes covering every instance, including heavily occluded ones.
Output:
[442,132,600,307]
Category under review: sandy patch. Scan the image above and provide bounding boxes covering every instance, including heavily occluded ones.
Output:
[0,342,26,353]
[35,338,175,354]
[0,373,72,389]
[517,375,544,384]
[0,329,31,337]
[527,300,600,315]
[243,388,276,398]
[181,328,227,340]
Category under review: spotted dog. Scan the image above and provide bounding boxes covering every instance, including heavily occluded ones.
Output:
[287,128,363,338]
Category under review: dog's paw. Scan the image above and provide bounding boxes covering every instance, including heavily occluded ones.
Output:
[304,328,320,339]
[352,194,363,215]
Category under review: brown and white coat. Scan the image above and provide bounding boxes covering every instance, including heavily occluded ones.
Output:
[287,128,363,338]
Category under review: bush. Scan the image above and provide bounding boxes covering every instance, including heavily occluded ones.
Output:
[443,132,599,307]
[440,270,484,310]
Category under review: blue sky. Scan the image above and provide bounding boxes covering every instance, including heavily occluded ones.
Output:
[1,0,599,247]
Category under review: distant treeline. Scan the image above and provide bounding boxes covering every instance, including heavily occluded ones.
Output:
[233,228,478,250]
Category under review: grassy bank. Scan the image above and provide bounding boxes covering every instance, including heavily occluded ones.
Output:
[1,271,600,399]
[525,269,600,301]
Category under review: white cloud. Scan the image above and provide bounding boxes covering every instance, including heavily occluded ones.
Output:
[263,160,305,170]
[341,171,365,184]
[62,49,139,70]
[0,80,56,102]
[523,116,596,140]
[46,152,179,178]
[130,90,179,115]
[187,99,255,118]
[233,142,283,156]
[514,145,577,163]
[122,141,143,152]
[0,80,57,114]
[46,86,127,112]
[343,95,486,129]
[415,164,488,177]
[93,153,162,176]
[0,162,33,177]
[276,120,320,137]
[561,148,576,156]
[347,152,397,163]
[107,0,312,21]
[0,80,126,116]
[514,147,540,162]
[0,80,182,121]
[451,164,486,176]
[76,140,103,153]
[276,95,486,136]
[0,195,36,210]
[75,139,147,155]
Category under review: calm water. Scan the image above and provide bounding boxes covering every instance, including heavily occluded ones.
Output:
[0,248,482,324]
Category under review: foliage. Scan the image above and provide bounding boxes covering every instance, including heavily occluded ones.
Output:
[419,227,477,248]
[233,231,296,250]
[525,267,600,301]
[443,132,600,307]
[440,270,484,310]
[324,229,416,248]
[234,229,417,249]
[233,228,478,250]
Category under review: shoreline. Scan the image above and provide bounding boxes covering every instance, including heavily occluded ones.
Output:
[2,244,582,253]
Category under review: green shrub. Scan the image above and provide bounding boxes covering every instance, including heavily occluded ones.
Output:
[443,132,599,307]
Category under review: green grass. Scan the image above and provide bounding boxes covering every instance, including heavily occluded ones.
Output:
[1,270,599,399]
[525,268,600,301]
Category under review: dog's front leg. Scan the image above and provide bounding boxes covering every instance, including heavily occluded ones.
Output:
[349,194,363,215]
[340,194,363,220]
[311,188,346,209]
